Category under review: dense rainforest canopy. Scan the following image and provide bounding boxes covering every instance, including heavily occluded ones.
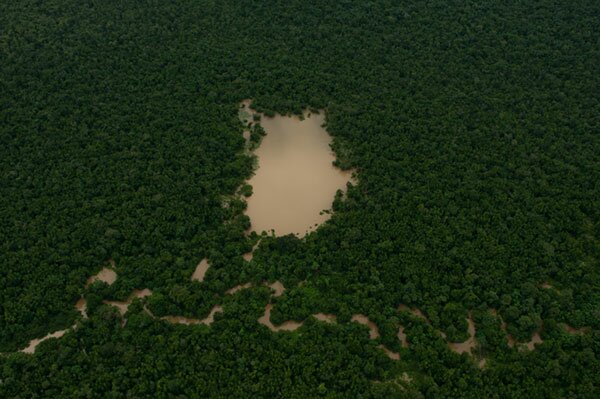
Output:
[1,0,599,397]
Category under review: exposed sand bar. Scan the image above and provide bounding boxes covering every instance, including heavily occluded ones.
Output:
[191,258,210,282]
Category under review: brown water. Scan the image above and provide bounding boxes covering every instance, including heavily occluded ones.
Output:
[21,329,69,354]
[86,266,117,287]
[202,306,224,324]
[24,260,556,357]
[563,324,589,335]
[524,332,543,351]
[398,304,427,321]
[224,281,285,296]
[266,281,285,297]
[313,313,337,324]
[191,259,210,282]
[161,315,198,325]
[491,309,516,347]
[242,102,352,236]
[351,314,380,339]
[258,304,303,332]
[225,283,253,295]
[506,334,516,347]
[398,326,409,348]
[496,313,544,351]
[242,241,261,262]
[104,289,152,315]
[242,250,254,261]
[162,305,223,326]
[239,100,254,126]
[378,345,400,360]
[75,297,87,319]
[449,316,477,355]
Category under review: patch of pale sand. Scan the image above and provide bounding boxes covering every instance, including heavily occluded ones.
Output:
[378,344,400,360]
[191,258,210,282]
[86,266,117,287]
[312,313,337,323]
[21,329,68,354]
[104,289,152,316]
[351,314,380,339]
[478,358,487,369]
[398,326,409,348]
[449,315,477,355]
[258,304,303,332]
[225,282,253,295]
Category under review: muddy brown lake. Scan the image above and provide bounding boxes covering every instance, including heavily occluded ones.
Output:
[242,104,352,236]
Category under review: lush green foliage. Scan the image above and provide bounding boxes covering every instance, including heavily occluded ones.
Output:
[1,0,599,397]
